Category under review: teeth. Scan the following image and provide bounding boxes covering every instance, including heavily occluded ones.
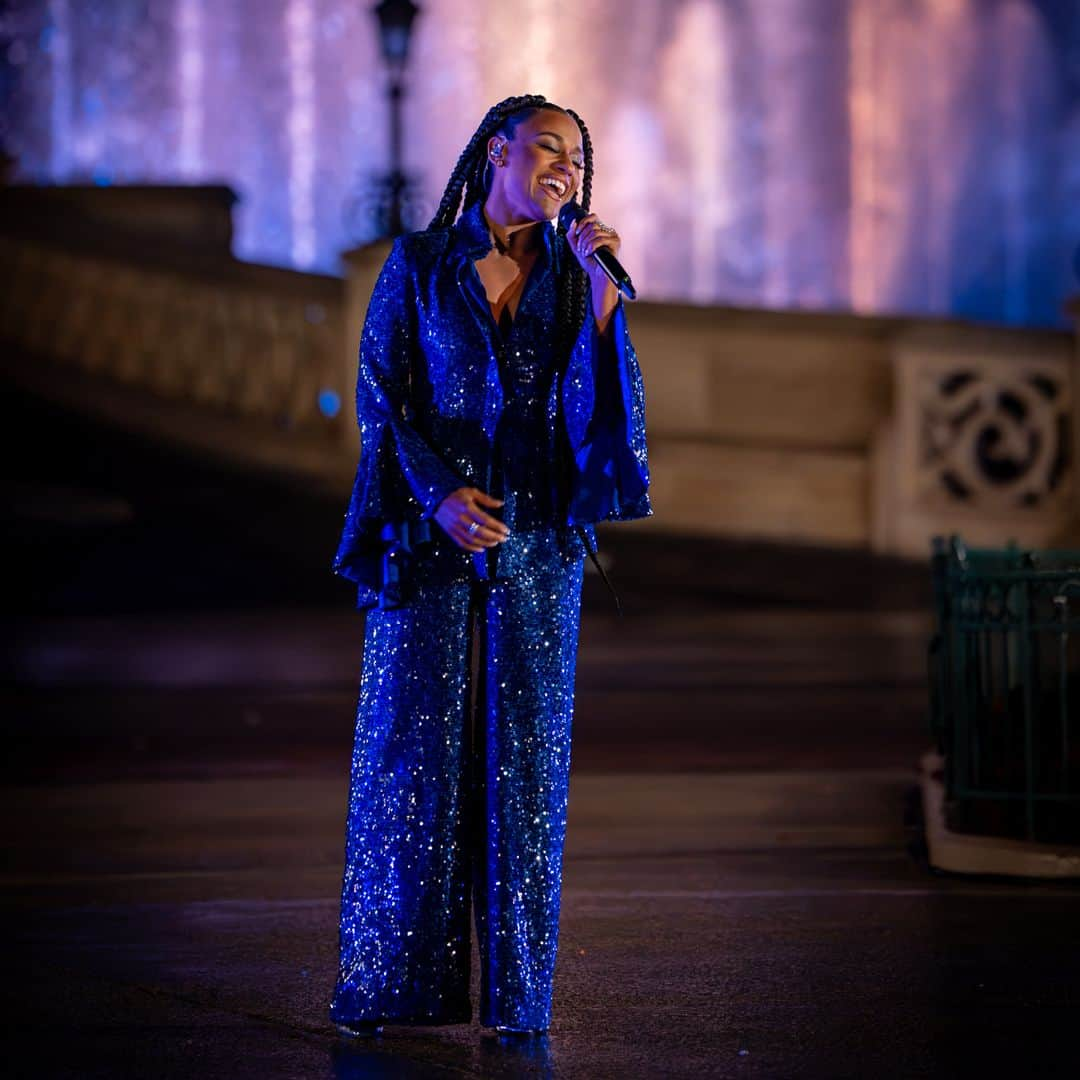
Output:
[540,177,566,196]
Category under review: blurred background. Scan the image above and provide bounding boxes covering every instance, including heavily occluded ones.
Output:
[3,2,1080,1077]
[4,0,1079,323]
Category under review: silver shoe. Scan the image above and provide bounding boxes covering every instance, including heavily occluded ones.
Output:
[335,1020,384,1038]
[495,1024,546,1036]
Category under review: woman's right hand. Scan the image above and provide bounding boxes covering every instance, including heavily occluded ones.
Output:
[435,487,510,552]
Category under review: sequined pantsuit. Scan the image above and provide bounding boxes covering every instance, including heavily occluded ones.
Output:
[330,534,584,1030]
[328,199,651,1031]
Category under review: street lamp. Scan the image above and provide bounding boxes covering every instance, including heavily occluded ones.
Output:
[372,0,420,237]
[374,0,419,68]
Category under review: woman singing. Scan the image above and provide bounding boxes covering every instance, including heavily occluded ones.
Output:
[329,93,650,1038]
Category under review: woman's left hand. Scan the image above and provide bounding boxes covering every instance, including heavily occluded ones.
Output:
[568,213,621,275]
[568,213,621,333]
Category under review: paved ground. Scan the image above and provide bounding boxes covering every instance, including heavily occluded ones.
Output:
[4,379,1080,1078]
[6,762,1080,1079]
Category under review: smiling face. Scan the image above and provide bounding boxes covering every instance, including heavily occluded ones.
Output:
[485,106,585,223]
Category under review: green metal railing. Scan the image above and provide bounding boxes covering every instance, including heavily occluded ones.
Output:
[929,535,1080,845]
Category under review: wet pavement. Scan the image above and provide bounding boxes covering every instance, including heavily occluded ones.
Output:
[4,380,1080,1078]
[6,761,1080,1079]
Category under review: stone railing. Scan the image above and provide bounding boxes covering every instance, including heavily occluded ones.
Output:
[577,297,1077,558]
[0,234,347,446]
[3,183,1076,558]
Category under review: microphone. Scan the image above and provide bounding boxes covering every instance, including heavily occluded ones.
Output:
[558,202,637,301]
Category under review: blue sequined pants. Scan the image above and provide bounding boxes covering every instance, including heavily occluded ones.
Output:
[330,540,585,1031]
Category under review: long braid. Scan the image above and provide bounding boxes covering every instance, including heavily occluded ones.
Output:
[427,93,550,229]
[565,108,593,214]
[557,107,594,366]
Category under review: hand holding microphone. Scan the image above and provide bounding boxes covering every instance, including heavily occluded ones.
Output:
[559,201,637,301]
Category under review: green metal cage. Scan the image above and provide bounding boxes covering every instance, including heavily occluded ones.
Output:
[928,535,1080,845]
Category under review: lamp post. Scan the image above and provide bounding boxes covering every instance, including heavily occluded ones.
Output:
[373,0,420,238]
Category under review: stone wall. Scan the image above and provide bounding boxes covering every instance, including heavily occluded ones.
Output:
[3,198,1075,560]
[343,245,1076,558]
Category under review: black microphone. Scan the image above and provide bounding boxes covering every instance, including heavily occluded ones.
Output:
[558,202,637,301]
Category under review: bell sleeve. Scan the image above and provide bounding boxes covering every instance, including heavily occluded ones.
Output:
[332,237,465,589]
[561,293,652,523]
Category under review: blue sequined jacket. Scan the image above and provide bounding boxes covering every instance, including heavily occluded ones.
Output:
[332,199,651,609]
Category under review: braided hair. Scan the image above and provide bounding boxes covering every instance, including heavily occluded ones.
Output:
[428,94,596,368]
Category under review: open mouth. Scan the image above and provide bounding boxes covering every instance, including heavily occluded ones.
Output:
[538,175,569,201]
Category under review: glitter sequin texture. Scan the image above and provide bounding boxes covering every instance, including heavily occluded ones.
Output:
[329,199,651,1030]
[331,199,651,609]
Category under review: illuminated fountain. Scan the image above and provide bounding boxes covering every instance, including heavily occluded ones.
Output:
[4,0,1077,327]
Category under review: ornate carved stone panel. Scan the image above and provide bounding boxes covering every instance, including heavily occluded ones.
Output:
[873,327,1076,557]
[916,361,1070,512]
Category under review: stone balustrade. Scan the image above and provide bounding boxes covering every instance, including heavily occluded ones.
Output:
[345,250,1078,557]
[3,187,1076,559]
[1,237,346,444]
